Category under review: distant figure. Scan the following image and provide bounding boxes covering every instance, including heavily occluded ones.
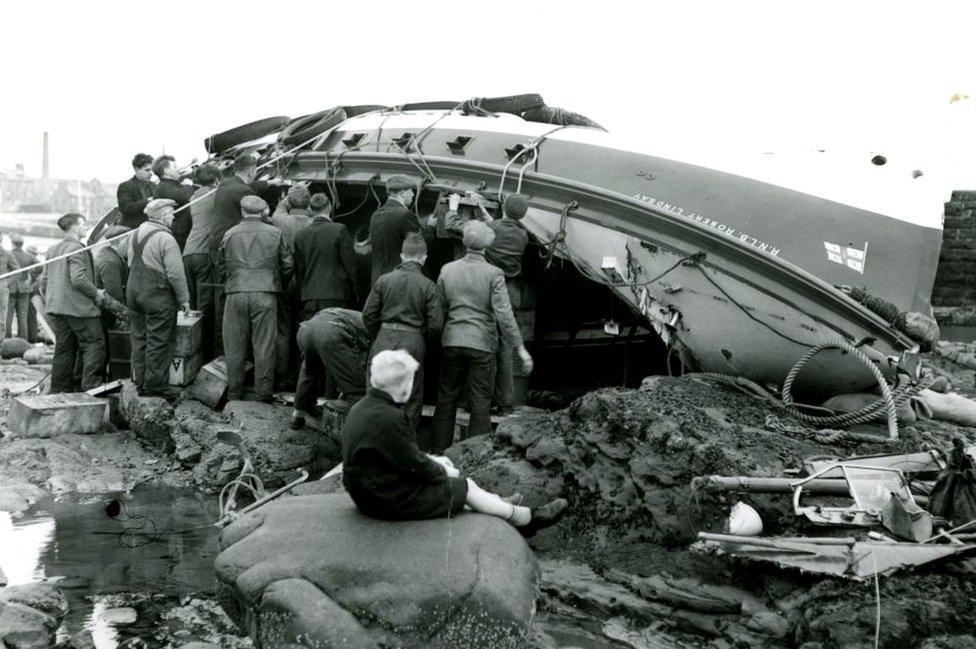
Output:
[293,193,358,321]
[341,349,567,535]
[25,245,42,342]
[291,307,370,429]
[362,232,442,434]
[182,164,220,359]
[117,153,155,229]
[369,175,421,284]
[40,214,106,392]
[486,194,532,415]
[0,231,21,341]
[216,196,292,403]
[431,221,533,453]
[127,199,190,399]
[4,234,29,339]
[152,155,195,251]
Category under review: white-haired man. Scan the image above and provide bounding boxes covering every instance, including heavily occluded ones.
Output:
[342,349,567,535]
[430,220,533,452]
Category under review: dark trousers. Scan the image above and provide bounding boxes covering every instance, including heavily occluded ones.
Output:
[223,291,277,401]
[429,346,495,453]
[184,254,217,360]
[275,293,299,389]
[294,323,366,411]
[300,298,350,323]
[368,327,425,431]
[6,292,29,340]
[48,313,105,393]
[493,336,515,410]
[27,295,38,342]
[128,288,177,395]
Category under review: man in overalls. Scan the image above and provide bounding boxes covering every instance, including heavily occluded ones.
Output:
[127,198,191,398]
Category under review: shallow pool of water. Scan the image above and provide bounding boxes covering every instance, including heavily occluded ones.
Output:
[0,485,220,647]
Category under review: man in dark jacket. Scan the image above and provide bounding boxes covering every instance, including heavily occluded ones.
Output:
[486,193,532,415]
[6,235,34,340]
[369,175,421,285]
[291,307,370,429]
[40,213,106,392]
[293,193,359,321]
[216,196,292,402]
[362,232,442,435]
[431,221,533,453]
[116,153,155,228]
[152,155,195,251]
[210,155,270,355]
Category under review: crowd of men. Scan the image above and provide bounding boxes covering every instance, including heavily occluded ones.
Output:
[27,151,534,453]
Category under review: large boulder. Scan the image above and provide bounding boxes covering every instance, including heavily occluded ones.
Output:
[0,337,31,359]
[118,380,176,451]
[218,401,340,488]
[0,582,67,649]
[215,493,539,648]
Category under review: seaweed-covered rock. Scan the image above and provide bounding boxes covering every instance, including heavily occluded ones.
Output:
[0,582,67,649]
[215,493,538,648]
[0,337,31,359]
[118,380,176,451]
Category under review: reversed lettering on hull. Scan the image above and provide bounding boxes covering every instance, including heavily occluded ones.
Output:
[632,193,781,257]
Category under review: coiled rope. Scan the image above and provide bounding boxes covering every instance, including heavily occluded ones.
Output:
[689,340,929,441]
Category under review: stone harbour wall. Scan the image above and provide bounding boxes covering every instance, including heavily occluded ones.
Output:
[933,190,976,307]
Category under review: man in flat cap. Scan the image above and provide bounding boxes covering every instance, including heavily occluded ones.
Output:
[486,193,533,415]
[5,233,32,340]
[40,214,105,392]
[127,198,191,398]
[368,175,421,285]
[430,221,533,453]
[217,195,293,402]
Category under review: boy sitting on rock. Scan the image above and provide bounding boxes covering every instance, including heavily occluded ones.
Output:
[341,349,567,536]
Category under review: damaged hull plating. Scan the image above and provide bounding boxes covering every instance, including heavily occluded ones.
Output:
[280,109,941,393]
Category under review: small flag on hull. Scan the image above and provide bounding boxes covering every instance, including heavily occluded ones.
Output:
[823,241,868,274]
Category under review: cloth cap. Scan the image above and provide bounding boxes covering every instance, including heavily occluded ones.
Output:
[386,174,418,192]
[10,234,24,245]
[241,195,269,215]
[102,225,132,240]
[503,194,528,219]
[462,220,495,251]
[144,198,176,218]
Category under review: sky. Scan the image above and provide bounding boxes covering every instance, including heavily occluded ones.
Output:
[1,1,974,196]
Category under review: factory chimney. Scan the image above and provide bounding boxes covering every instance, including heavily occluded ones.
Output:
[42,132,50,180]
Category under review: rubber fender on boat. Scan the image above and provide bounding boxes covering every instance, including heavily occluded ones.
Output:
[278,107,348,146]
[342,104,390,117]
[399,100,463,111]
[204,116,291,155]
[522,105,604,129]
[477,93,545,115]
[88,207,121,244]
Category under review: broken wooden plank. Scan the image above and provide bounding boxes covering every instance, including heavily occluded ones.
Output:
[86,379,125,397]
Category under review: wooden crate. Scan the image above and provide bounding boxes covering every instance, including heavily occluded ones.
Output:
[175,311,204,357]
[169,352,204,386]
[107,329,131,363]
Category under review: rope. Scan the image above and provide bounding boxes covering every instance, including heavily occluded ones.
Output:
[688,339,930,441]
[0,128,329,282]
[497,125,567,196]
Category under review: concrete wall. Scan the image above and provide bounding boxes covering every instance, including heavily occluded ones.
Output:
[933,190,976,307]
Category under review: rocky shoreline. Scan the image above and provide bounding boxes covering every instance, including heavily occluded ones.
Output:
[2,342,976,648]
